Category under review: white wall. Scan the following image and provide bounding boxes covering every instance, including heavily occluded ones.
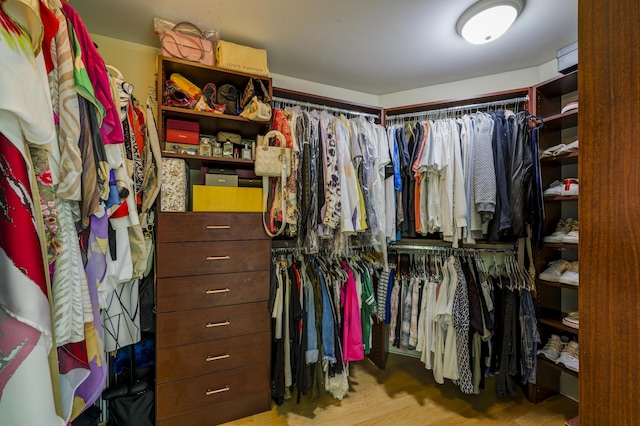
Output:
[379,59,561,108]
[90,34,378,107]
[91,34,158,103]
[270,73,378,106]
[90,34,561,111]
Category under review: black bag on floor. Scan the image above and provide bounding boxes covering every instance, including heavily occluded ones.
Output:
[103,342,155,426]
[106,382,154,426]
[71,405,101,426]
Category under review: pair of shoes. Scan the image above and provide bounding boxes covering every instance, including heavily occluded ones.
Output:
[543,178,579,197]
[562,311,579,329]
[537,334,569,361]
[543,218,579,244]
[556,340,579,372]
[538,260,579,285]
[539,139,579,159]
[537,335,580,372]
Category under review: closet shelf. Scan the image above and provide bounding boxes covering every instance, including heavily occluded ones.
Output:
[541,242,579,250]
[541,109,578,130]
[540,152,578,165]
[544,195,579,202]
[161,151,255,170]
[536,278,579,291]
[538,356,579,378]
[538,316,579,335]
[161,105,269,138]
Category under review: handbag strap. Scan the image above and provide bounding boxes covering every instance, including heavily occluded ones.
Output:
[262,172,287,237]
[160,31,205,62]
[172,21,206,38]
[261,130,288,237]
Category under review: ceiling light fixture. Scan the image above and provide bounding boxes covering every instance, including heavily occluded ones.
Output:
[456,0,525,45]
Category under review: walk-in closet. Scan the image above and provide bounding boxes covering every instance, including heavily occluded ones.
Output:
[1,1,638,426]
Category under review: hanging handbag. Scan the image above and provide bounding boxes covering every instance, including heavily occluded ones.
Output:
[255,130,290,237]
[254,130,291,178]
[160,22,214,66]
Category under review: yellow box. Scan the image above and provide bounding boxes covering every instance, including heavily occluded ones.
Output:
[192,185,262,212]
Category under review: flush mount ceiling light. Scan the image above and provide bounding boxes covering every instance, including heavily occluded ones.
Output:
[456,0,525,45]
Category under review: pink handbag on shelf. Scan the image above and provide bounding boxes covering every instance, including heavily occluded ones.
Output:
[160,22,214,66]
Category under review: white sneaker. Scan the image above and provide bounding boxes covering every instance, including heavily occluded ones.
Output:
[537,334,568,362]
[556,340,579,372]
[560,178,579,196]
[559,261,579,286]
[543,180,564,197]
[540,143,567,159]
[544,218,573,243]
[539,259,571,282]
[555,139,579,155]
[562,311,579,329]
[561,101,579,114]
[562,220,579,244]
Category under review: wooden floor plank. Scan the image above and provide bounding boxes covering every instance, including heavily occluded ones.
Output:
[221,354,578,426]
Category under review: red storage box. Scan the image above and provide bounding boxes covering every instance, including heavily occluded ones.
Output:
[166,119,199,145]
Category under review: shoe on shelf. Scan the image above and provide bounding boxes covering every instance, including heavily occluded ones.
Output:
[559,261,579,286]
[539,259,571,282]
[562,220,579,244]
[537,334,568,362]
[560,178,579,196]
[555,139,579,155]
[562,311,579,329]
[544,218,574,243]
[540,143,567,159]
[561,100,579,115]
[543,180,564,197]
[556,340,579,372]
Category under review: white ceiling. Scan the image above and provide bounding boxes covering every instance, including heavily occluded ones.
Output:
[68,0,578,95]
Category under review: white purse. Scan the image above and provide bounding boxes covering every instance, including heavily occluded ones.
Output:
[255,130,290,237]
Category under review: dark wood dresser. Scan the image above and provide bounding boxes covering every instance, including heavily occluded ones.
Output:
[155,212,271,425]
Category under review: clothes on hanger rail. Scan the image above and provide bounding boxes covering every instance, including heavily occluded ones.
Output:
[386,105,541,246]
[0,2,161,424]
[384,248,539,396]
[270,250,381,404]
[267,107,389,261]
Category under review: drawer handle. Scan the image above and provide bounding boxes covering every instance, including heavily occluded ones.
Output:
[206,353,230,362]
[205,385,230,396]
[206,288,230,295]
[206,320,230,328]
[206,225,231,230]
[206,256,230,261]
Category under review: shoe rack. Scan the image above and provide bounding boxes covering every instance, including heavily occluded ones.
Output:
[532,70,579,403]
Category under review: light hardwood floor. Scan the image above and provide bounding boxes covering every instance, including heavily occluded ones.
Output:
[221,354,578,426]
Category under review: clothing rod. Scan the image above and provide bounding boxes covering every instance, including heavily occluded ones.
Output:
[389,244,514,253]
[273,96,380,119]
[386,96,529,122]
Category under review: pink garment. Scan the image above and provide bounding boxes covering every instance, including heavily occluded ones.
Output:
[61,2,124,145]
[340,261,364,362]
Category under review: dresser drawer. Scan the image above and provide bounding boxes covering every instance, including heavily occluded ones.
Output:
[156,270,269,313]
[156,362,270,420]
[157,391,270,426]
[157,240,270,278]
[156,302,270,348]
[157,212,267,242]
[157,331,270,383]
